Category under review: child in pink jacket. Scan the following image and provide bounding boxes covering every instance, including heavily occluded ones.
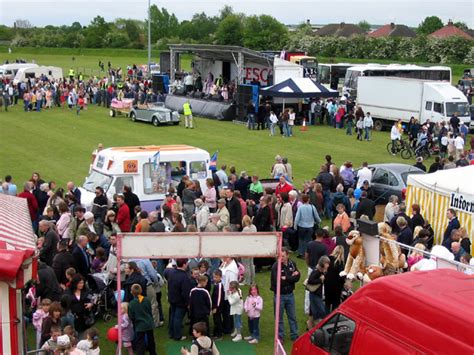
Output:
[243,284,263,344]
[32,298,51,348]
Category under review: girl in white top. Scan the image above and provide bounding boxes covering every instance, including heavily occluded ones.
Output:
[228,281,244,342]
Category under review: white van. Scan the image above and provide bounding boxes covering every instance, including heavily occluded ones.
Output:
[13,66,63,84]
[0,63,38,80]
[357,76,470,130]
[79,145,212,211]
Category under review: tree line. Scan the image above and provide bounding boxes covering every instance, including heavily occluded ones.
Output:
[0,9,472,64]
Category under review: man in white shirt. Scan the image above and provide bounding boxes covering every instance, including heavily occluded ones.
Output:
[390,120,402,155]
[216,165,228,190]
[454,134,465,160]
[356,162,372,189]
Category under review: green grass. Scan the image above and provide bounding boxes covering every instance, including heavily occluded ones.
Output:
[3,103,397,354]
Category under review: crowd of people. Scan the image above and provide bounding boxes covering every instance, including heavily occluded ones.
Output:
[2,143,473,354]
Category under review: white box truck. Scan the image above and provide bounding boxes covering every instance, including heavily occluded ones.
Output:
[357,76,471,131]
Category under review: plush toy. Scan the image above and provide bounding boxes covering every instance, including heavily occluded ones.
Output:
[340,230,366,280]
[378,223,407,274]
[362,264,384,283]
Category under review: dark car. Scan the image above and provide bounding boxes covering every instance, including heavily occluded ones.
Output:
[356,164,425,204]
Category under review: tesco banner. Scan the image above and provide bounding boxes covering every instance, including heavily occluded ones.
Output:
[243,65,273,85]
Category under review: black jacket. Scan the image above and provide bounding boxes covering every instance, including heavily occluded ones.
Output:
[211,281,225,311]
[40,228,59,266]
[226,197,242,226]
[149,220,165,232]
[92,194,109,221]
[52,250,75,284]
[189,287,212,319]
[307,268,324,297]
[254,205,272,232]
[124,191,141,219]
[390,213,412,234]
[165,268,192,308]
[316,172,335,192]
[270,259,300,295]
[36,263,63,302]
[397,227,413,256]
[235,177,251,201]
[72,245,91,277]
[356,198,376,220]
[123,271,148,302]
[66,288,90,332]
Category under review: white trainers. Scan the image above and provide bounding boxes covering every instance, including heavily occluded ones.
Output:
[230,330,237,337]
[244,336,253,341]
[249,339,259,344]
[232,334,242,342]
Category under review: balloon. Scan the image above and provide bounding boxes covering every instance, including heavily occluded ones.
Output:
[354,188,362,200]
[107,327,119,342]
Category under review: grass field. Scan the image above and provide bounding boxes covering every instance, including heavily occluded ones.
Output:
[1,101,413,354]
[0,46,465,83]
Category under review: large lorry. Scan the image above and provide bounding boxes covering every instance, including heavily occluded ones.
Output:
[292,269,474,355]
[357,76,470,131]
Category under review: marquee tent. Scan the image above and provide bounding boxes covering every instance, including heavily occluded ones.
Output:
[0,194,37,354]
[406,166,474,252]
[260,77,339,98]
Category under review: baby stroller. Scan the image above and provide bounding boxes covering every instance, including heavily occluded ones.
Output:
[415,134,431,159]
[87,273,115,322]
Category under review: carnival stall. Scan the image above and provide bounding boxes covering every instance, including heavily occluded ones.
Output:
[406,166,474,253]
[0,194,37,354]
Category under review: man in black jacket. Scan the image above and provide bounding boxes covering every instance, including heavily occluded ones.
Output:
[390,202,412,233]
[52,240,75,285]
[123,185,141,220]
[92,186,108,223]
[225,187,242,230]
[355,191,376,220]
[396,217,413,257]
[271,248,300,341]
[164,259,192,341]
[36,262,62,302]
[211,269,225,339]
[39,220,59,266]
[72,235,91,277]
[188,275,212,334]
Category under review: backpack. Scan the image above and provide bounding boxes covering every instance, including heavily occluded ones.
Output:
[193,339,213,355]
[237,260,246,283]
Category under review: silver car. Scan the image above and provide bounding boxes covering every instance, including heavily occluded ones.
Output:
[129,103,180,126]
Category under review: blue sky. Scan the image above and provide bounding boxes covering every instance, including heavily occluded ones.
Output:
[1,0,473,27]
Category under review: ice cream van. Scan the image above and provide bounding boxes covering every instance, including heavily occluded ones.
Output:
[79,145,211,211]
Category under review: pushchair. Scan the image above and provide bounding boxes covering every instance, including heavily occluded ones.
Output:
[87,273,115,322]
[414,135,431,159]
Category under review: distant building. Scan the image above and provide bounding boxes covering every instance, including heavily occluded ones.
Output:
[368,23,416,38]
[315,22,366,37]
[286,19,324,33]
[428,20,472,39]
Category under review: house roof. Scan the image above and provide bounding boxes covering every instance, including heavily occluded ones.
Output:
[315,23,366,37]
[428,23,472,39]
[368,23,417,38]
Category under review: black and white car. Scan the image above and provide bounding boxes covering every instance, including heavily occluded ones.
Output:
[129,103,180,126]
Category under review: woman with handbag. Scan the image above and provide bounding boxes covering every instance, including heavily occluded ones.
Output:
[66,274,94,337]
[306,255,330,328]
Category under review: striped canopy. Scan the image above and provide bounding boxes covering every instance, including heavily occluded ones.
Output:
[0,194,36,281]
[260,77,339,98]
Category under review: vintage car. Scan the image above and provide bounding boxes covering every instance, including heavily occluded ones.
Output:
[129,103,180,126]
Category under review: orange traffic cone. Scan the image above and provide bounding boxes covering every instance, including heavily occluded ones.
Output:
[300,117,308,131]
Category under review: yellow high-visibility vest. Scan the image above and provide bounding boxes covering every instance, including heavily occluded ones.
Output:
[69,69,75,77]
[183,102,192,115]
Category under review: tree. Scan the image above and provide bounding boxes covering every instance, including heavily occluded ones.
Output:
[243,15,288,50]
[417,16,443,35]
[454,21,469,32]
[178,13,218,41]
[219,5,234,21]
[215,14,244,46]
[83,16,110,47]
[149,6,179,42]
[13,19,32,29]
[358,20,371,32]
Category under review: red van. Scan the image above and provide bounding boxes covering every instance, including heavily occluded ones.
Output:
[292,269,474,354]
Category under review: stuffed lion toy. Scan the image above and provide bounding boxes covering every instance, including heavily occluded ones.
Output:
[340,230,366,280]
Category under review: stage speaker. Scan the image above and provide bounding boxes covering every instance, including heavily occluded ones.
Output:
[152,75,164,93]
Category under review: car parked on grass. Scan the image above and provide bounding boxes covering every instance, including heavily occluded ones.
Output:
[356,163,425,204]
[129,102,180,126]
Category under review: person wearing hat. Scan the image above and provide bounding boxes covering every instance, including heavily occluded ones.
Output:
[76,211,103,238]
[216,199,230,231]
[414,156,426,172]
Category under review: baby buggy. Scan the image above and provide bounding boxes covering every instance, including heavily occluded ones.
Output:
[87,273,115,322]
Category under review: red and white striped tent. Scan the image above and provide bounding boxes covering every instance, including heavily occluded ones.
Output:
[0,194,37,354]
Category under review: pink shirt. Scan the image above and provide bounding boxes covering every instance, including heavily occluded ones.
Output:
[32,309,48,331]
[203,187,216,209]
[244,295,263,319]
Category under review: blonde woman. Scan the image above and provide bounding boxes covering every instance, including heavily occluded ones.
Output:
[241,215,257,285]
[408,243,426,270]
